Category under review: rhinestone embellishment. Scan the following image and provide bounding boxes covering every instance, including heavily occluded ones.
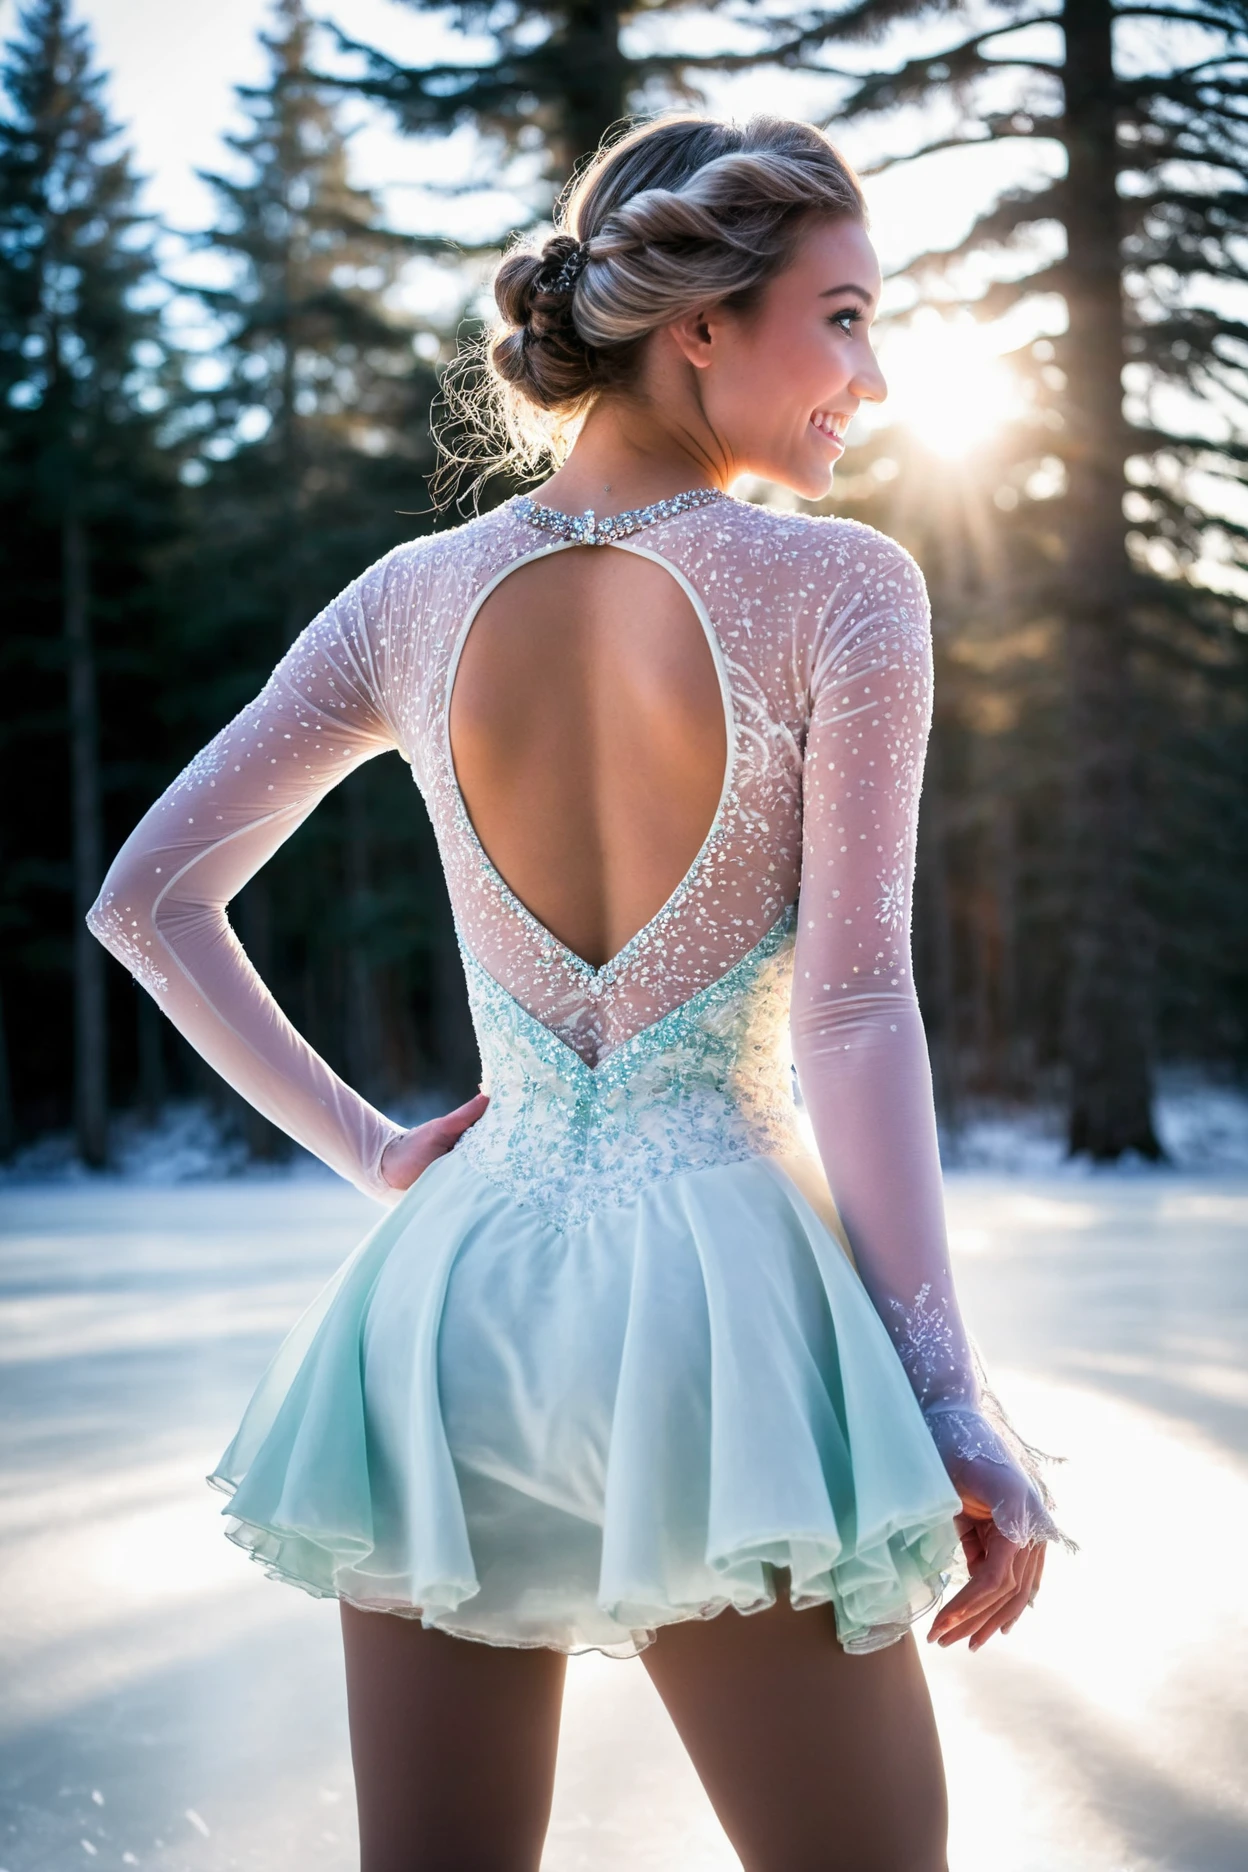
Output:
[516,486,724,545]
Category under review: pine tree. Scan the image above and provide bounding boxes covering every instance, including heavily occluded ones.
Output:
[335,1,856,203]
[0,0,176,1162]
[193,0,440,646]
[799,0,1248,1157]
[181,0,455,1137]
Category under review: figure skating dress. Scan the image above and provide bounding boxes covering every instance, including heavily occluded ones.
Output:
[89,491,1063,1657]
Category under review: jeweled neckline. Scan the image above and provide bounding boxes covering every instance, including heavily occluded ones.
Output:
[515,485,724,545]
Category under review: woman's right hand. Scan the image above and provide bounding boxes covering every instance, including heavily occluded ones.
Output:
[920,1407,1062,1651]
[926,1500,1047,1653]
[379,1092,489,1193]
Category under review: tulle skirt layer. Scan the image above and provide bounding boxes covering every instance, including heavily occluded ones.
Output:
[209,1150,963,1657]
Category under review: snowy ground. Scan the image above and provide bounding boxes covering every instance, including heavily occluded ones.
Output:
[1,1172,1246,1872]
[4,1074,1248,1192]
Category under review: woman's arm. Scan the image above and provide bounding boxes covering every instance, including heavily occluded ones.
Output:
[88,552,416,1203]
[790,534,1066,1567]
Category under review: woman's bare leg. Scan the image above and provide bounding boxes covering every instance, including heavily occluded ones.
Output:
[340,1603,566,1872]
[640,1583,948,1872]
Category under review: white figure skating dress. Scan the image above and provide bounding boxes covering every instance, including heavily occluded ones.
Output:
[89,491,1064,1658]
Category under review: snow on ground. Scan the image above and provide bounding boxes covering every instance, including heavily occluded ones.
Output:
[946,1075,1248,1175]
[5,1074,1248,1190]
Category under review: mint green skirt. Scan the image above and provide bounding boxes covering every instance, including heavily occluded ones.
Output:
[209,1150,962,1657]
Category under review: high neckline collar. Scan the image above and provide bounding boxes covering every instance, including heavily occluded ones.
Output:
[515,486,724,545]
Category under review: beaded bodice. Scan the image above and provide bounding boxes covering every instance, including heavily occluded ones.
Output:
[457,906,802,1227]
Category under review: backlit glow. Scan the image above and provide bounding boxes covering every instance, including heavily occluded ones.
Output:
[882,310,1024,457]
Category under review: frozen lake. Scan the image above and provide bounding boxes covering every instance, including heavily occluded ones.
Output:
[1,1174,1246,1871]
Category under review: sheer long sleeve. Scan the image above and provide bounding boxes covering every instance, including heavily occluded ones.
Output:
[791,535,1065,1548]
[87,554,413,1204]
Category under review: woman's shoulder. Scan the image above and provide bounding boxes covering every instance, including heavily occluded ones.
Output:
[729,499,924,583]
[328,503,523,622]
[721,505,928,662]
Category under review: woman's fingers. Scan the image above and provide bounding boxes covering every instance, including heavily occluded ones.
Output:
[1000,1543,1045,1635]
[433,1091,490,1140]
[967,1558,1036,1650]
[933,1577,1016,1647]
[927,1528,1020,1645]
[929,1534,1048,1650]
[381,1093,491,1189]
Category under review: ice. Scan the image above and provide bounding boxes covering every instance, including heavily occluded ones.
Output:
[1,1176,1245,1870]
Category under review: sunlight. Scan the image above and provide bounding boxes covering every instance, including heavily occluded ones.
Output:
[881,310,1024,457]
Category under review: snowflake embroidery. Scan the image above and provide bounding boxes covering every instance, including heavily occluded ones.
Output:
[875,868,906,932]
[887,1281,961,1405]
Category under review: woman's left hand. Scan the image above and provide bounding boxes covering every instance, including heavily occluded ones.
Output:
[379,1092,489,1193]
[927,1498,1046,1652]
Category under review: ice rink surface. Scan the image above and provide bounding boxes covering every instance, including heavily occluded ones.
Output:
[1,1173,1245,1871]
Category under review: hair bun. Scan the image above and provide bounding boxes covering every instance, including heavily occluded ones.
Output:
[490,235,599,412]
[535,235,589,297]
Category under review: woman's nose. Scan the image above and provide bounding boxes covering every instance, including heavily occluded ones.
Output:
[853,353,894,409]
[854,354,888,405]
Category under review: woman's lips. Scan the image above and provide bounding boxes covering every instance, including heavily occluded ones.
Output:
[810,413,846,456]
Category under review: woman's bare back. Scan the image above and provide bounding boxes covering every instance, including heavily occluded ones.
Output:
[448,545,727,970]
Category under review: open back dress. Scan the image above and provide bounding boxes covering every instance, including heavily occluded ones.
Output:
[89,489,1062,1659]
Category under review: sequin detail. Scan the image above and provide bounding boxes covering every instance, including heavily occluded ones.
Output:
[455,908,801,1227]
[85,892,169,995]
[515,486,724,545]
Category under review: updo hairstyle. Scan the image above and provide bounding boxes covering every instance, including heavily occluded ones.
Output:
[439,114,865,491]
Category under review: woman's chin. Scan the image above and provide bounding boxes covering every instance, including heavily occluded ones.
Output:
[745,456,836,503]
[789,460,837,502]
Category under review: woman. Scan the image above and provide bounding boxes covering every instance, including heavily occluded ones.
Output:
[90,114,1068,1872]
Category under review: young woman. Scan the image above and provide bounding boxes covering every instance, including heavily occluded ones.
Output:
[90,114,1067,1872]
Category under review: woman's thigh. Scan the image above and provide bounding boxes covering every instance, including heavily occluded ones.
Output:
[339,1602,566,1872]
[640,1587,948,1872]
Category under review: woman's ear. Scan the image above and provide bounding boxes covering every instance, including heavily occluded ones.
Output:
[664,304,717,372]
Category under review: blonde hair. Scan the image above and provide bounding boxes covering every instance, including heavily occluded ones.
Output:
[435,114,865,497]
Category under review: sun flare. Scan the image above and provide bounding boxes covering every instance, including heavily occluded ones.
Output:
[881,310,1023,458]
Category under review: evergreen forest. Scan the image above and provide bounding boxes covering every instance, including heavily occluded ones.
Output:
[2,0,1246,1171]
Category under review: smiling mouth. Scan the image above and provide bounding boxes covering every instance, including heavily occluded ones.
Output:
[810,410,849,445]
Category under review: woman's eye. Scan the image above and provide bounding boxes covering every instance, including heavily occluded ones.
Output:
[828,309,862,336]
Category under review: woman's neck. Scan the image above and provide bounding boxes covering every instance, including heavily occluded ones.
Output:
[535,386,734,518]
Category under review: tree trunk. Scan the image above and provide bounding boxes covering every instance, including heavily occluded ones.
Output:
[0,975,14,1160]
[992,788,1021,1095]
[136,986,166,1121]
[1058,0,1161,1158]
[551,1,629,185]
[344,780,384,1102]
[64,509,109,1167]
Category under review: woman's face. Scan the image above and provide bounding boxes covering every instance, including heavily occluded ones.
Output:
[675,216,887,499]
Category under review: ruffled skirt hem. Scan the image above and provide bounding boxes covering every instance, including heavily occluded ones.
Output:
[207,1475,957,1659]
[209,1150,964,1657]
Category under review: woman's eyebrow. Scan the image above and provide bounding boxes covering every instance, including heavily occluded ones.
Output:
[818,282,875,302]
